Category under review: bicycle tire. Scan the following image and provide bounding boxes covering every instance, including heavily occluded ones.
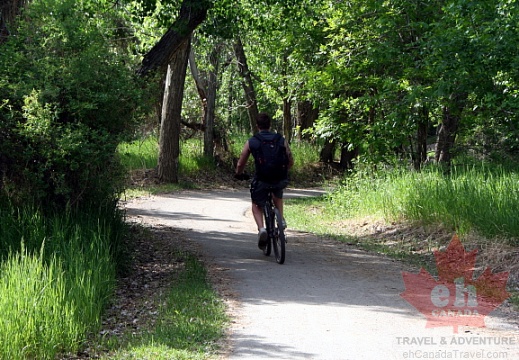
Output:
[273,207,286,264]
[263,206,272,256]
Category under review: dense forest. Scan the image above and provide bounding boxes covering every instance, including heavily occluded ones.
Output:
[2,0,519,206]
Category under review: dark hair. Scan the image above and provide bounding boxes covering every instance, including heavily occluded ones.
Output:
[256,112,271,130]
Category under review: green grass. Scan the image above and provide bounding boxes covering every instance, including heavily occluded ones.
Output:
[118,135,159,170]
[293,164,519,242]
[118,133,323,191]
[102,253,228,360]
[286,162,519,287]
[321,164,519,242]
[286,163,519,307]
[0,200,227,359]
[0,205,122,359]
[117,136,216,176]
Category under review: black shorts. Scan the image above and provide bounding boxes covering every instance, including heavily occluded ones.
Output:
[250,178,289,207]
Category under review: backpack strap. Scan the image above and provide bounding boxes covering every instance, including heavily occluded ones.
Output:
[253,133,263,142]
[254,132,282,143]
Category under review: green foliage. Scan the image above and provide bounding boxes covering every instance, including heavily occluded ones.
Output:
[0,0,151,209]
[274,0,519,165]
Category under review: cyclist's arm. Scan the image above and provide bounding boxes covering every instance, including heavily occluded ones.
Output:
[235,140,251,175]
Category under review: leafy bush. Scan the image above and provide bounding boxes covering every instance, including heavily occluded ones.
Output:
[0,0,151,209]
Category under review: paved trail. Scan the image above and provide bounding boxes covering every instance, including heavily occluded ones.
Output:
[125,188,518,360]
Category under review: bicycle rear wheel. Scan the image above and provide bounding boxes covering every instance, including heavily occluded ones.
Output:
[272,208,285,264]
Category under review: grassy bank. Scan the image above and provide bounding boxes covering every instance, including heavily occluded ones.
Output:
[293,164,519,243]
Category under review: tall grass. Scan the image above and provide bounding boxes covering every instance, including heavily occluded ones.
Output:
[325,164,519,243]
[117,135,159,170]
[0,204,122,359]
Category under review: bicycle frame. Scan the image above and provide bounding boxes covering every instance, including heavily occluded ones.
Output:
[262,190,286,264]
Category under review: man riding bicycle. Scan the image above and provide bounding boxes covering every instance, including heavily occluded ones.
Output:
[235,113,294,250]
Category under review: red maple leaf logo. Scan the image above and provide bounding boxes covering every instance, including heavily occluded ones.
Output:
[401,235,510,333]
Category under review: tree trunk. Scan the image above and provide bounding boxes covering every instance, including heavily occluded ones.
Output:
[233,37,258,134]
[227,70,234,128]
[158,38,191,183]
[188,43,207,121]
[413,116,428,170]
[204,45,220,158]
[138,0,210,76]
[282,97,292,143]
[435,93,467,166]
[1,0,28,43]
[296,100,318,140]
[340,144,359,170]
[320,140,336,163]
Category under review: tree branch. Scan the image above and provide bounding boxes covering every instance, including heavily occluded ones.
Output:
[137,0,211,76]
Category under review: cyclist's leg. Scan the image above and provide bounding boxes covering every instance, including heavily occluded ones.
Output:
[250,179,268,229]
[272,196,287,230]
[272,195,283,218]
[271,179,288,218]
[252,202,264,229]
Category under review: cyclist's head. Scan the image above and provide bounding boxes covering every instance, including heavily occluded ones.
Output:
[256,113,271,130]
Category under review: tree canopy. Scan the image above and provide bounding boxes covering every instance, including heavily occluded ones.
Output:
[1,0,519,200]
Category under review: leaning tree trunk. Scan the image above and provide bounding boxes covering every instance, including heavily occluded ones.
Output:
[138,0,210,76]
[143,0,210,183]
[158,38,191,183]
[233,37,258,134]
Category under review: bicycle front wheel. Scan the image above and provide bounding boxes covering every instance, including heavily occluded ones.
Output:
[273,208,286,264]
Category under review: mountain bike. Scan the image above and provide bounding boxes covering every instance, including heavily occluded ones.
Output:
[262,186,286,264]
[235,173,286,264]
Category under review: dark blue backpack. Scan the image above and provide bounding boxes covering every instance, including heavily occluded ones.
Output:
[250,133,289,183]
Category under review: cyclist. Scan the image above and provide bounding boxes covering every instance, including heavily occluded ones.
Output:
[235,113,294,250]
